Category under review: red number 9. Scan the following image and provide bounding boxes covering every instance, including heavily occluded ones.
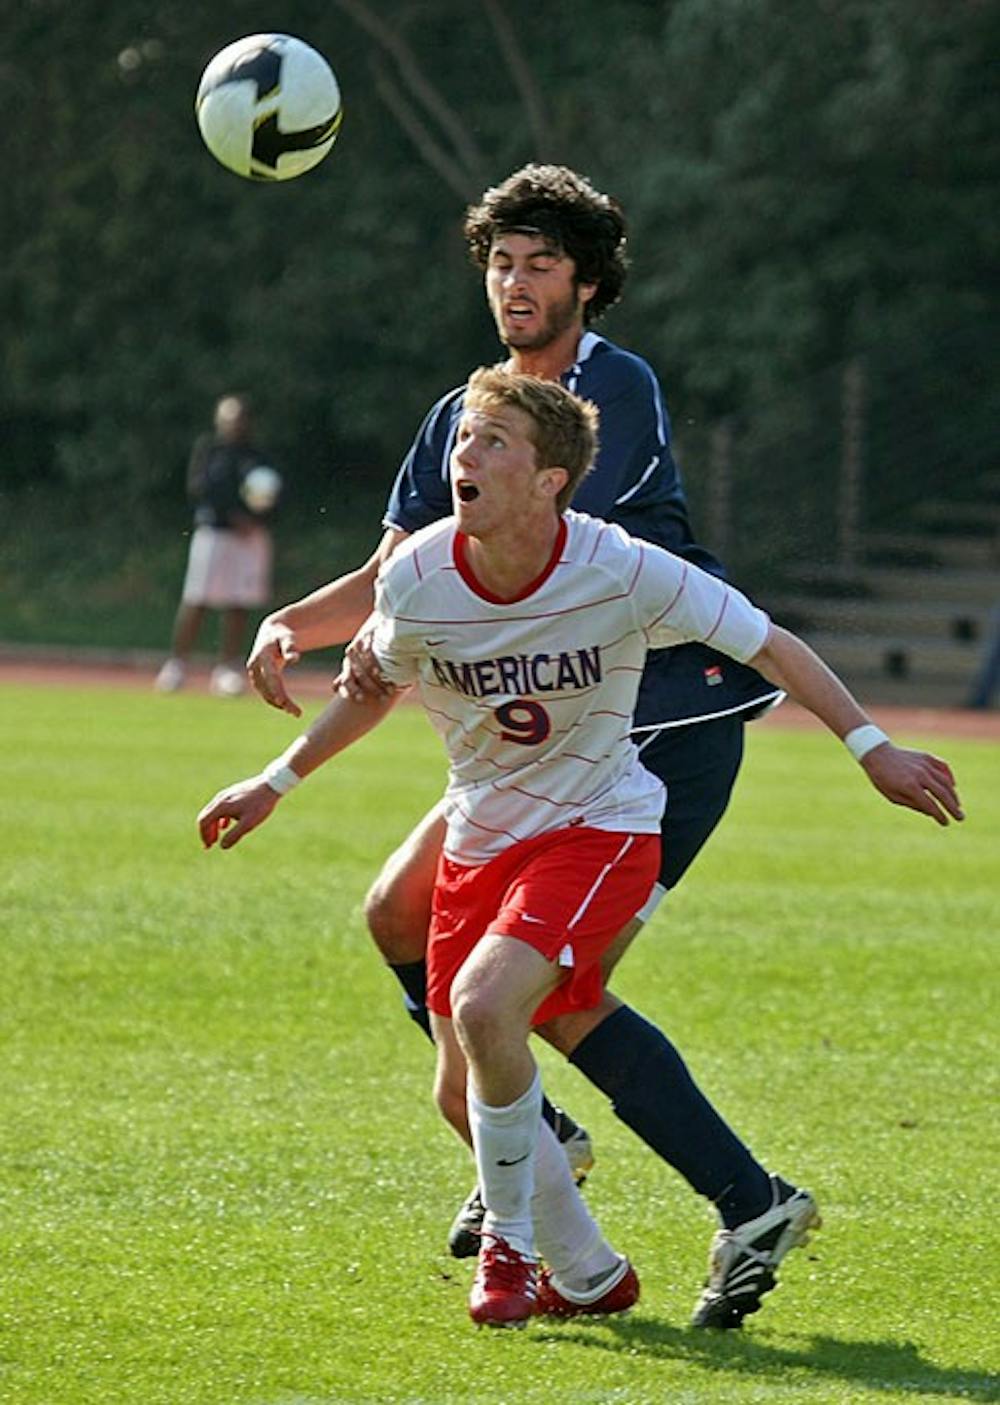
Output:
[495,699,551,746]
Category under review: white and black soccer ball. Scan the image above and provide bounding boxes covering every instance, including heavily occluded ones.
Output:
[196,34,342,182]
[240,465,283,511]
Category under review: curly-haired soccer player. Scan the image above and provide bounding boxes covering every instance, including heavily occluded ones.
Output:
[244,164,831,1328]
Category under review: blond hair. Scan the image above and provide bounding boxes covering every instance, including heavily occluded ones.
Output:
[465,366,598,511]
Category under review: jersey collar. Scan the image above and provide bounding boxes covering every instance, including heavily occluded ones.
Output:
[499,330,605,384]
[563,330,604,391]
[453,518,568,603]
[572,330,603,369]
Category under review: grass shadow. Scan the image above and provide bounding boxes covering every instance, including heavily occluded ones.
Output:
[530,1317,998,1400]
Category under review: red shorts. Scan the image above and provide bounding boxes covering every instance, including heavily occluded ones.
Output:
[426,826,660,1026]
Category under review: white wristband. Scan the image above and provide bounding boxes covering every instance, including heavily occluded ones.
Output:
[843,724,890,762]
[261,760,302,795]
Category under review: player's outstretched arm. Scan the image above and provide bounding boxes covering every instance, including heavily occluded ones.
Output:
[749,625,964,826]
[198,687,401,850]
[247,526,409,716]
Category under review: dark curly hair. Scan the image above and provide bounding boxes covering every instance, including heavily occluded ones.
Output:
[463,165,629,323]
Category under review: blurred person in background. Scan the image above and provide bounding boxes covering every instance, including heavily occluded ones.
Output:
[965,601,1000,710]
[156,393,281,697]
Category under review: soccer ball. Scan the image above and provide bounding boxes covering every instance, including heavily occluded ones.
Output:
[240,465,283,511]
[195,34,342,182]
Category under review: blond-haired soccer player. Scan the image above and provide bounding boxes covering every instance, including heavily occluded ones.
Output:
[199,369,962,1328]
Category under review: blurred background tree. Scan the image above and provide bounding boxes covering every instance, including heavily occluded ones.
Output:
[0,0,996,647]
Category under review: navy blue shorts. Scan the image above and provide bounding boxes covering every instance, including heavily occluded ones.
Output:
[634,714,745,892]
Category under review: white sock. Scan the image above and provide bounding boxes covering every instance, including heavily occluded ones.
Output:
[532,1120,622,1298]
[467,1071,542,1259]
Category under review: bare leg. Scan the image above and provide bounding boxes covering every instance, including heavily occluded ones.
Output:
[452,934,558,1107]
[450,936,558,1260]
[170,602,206,660]
[432,1014,472,1145]
[220,606,248,667]
[364,803,445,965]
[370,802,596,1257]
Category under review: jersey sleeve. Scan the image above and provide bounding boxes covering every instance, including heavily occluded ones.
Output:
[370,574,422,688]
[571,357,675,518]
[382,388,463,533]
[634,543,771,663]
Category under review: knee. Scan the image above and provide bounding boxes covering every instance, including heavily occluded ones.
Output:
[364,870,429,964]
[450,979,505,1063]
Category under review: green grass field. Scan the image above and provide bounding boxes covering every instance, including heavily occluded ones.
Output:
[2,682,997,1405]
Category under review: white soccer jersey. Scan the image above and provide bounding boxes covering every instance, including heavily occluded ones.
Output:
[372,510,771,865]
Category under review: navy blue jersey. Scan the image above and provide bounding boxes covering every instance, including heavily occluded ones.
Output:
[383,332,779,728]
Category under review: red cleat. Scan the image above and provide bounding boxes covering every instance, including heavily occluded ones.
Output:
[535,1258,639,1318]
[469,1233,539,1328]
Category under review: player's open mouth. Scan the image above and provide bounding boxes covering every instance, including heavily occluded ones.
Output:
[456,481,479,502]
[505,301,535,321]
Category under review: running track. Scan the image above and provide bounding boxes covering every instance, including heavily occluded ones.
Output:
[1,652,996,741]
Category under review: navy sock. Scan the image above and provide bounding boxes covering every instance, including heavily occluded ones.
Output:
[388,960,433,1041]
[388,958,563,1130]
[569,1004,771,1227]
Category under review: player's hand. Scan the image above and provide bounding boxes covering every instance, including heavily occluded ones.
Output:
[247,618,302,717]
[334,621,396,702]
[198,776,280,850]
[861,744,964,826]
